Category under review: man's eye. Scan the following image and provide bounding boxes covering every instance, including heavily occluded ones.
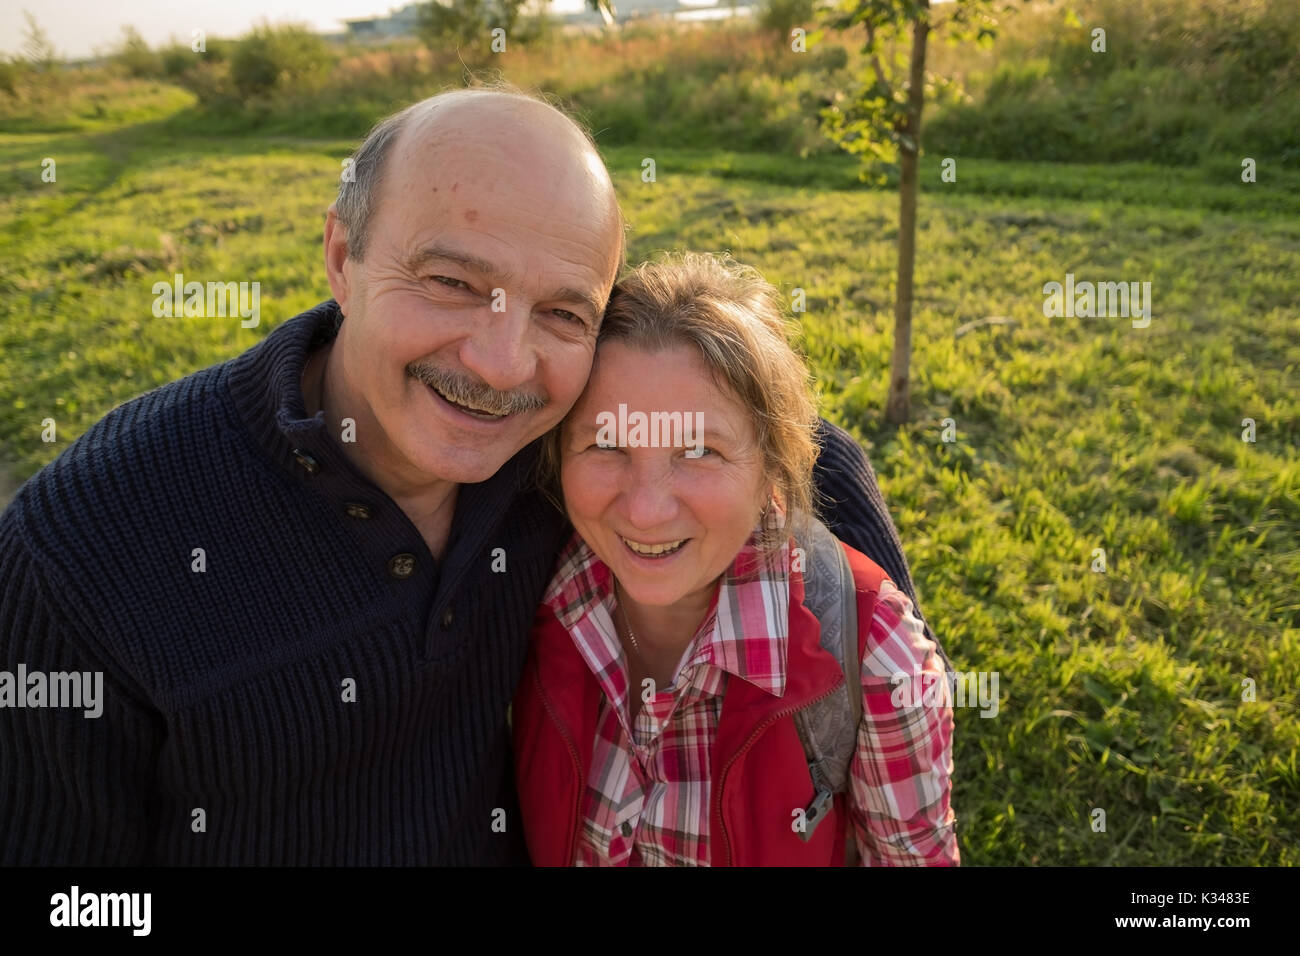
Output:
[430,275,468,289]
[551,309,585,325]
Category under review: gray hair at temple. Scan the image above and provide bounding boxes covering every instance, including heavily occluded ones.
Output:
[333,83,628,267]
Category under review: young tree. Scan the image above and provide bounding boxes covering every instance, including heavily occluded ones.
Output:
[820,0,1004,424]
[587,0,619,30]
[20,11,57,72]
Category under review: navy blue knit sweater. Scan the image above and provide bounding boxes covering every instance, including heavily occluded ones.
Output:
[0,300,930,865]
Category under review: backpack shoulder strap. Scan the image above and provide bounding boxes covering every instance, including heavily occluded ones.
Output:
[793,518,886,845]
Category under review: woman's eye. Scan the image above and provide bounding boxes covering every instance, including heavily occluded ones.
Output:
[683,446,713,460]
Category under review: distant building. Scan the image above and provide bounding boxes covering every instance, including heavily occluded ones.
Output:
[561,0,760,26]
[341,0,756,39]
[343,4,426,41]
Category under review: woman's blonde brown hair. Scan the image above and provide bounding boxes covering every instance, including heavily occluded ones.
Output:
[538,252,822,554]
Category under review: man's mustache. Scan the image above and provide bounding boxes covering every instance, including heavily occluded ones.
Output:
[406,360,547,417]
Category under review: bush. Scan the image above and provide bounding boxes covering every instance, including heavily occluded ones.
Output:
[417,0,532,56]
[229,23,331,102]
[0,57,21,98]
[923,0,1300,165]
[113,26,159,79]
[758,0,818,42]
[809,43,848,74]
[512,11,558,48]
[160,44,198,80]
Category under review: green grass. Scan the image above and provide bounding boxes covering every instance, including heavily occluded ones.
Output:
[1,79,1297,865]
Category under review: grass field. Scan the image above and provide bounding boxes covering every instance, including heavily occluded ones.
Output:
[2,52,1297,863]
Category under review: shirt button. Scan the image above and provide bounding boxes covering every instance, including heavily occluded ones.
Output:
[620,820,633,838]
[292,449,319,475]
[344,502,372,519]
[388,553,416,579]
[441,604,455,629]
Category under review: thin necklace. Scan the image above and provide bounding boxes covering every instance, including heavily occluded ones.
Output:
[613,580,642,659]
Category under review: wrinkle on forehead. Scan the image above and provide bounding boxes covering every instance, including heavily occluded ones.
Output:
[381,95,621,287]
[398,94,614,203]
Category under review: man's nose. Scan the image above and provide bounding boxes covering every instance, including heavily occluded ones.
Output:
[622,456,679,531]
[460,297,537,391]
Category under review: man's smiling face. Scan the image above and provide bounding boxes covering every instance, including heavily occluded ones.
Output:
[325,94,622,488]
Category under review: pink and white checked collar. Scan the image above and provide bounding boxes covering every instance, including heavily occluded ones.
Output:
[542,517,792,721]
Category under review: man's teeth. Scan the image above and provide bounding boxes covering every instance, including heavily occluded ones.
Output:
[430,384,507,418]
[622,537,686,556]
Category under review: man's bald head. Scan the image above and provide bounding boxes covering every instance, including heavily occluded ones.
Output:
[335,87,625,278]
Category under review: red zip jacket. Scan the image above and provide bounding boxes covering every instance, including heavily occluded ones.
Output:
[512,541,889,866]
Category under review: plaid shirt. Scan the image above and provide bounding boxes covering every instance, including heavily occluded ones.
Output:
[541,521,959,867]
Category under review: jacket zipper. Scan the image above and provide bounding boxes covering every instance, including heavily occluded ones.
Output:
[714,674,845,866]
[532,664,585,865]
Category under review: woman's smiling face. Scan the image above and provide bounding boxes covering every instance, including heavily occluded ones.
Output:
[560,340,773,610]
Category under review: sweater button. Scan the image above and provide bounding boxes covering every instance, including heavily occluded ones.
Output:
[292,449,320,475]
[440,604,455,629]
[344,502,372,519]
[388,553,416,579]
[620,820,632,838]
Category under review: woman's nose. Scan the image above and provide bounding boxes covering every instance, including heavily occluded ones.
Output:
[621,457,679,531]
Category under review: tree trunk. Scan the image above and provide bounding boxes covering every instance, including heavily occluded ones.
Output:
[885,2,930,425]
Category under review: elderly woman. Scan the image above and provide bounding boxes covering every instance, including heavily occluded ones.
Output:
[512,253,959,866]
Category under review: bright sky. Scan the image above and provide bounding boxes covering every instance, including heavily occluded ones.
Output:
[1,0,589,60]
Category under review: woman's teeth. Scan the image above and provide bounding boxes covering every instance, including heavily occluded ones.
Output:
[622,537,686,556]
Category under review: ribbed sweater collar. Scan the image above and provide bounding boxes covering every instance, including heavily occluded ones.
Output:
[223,299,547,573]
[225,299,341,453]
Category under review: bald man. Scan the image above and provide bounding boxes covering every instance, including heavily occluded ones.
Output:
[0,88,932,865]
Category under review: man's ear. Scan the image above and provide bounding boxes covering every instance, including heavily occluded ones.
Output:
[323,204,352,313]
